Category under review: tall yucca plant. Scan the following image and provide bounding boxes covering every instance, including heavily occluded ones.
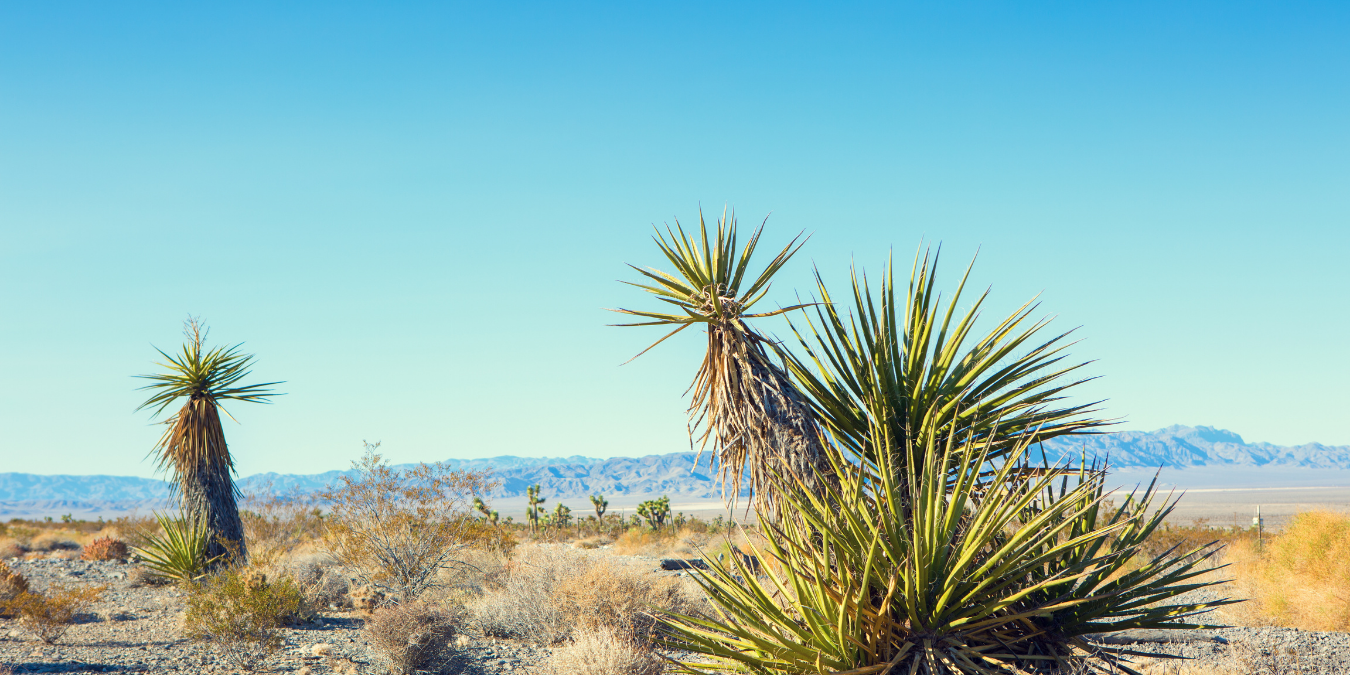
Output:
[136,318,282,564]
[612,208,830,507]
[663,415,1234,675]
[786,249,1105,485]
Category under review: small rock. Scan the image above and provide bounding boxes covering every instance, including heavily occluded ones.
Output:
[312,643,334,657]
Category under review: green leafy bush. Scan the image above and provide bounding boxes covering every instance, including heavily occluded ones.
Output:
[183,568,312,671]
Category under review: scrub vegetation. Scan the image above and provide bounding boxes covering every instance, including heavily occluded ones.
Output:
[6,216,1350,675]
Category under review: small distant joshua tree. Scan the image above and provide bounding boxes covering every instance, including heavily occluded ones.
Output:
[589,493,608,521]
[636,496,670,531]
[550,503,572,528]
[136,318,282,565]
[473,497,500,526]
[525,484,546,533]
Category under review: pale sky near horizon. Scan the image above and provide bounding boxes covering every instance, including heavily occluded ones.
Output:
[2,2,1347,478]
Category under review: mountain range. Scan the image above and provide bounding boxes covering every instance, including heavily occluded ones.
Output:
[2,425,1348,516]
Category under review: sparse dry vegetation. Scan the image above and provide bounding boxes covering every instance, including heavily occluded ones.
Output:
[363,601,460,674]
[0,561,30,616]
[3,582,107,644]
[468,543,702,646]
[548,626,664,675]
[81,535,130,561]
[182,566,314,670]
[318,442,496,605]
[1228,510,1350,631]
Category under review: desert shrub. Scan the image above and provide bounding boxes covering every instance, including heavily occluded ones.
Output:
[0,562,30,616]
[363,601,460,674]
[241,484,326,565]
[111,514,161,546]
[5,583,107,644]
[468,544,698,645]
[1133,519,1246,567]
[183,567,313,671]
[126,565,168,588]
[285,555,353,610]
[0,538,27,559]
[319,442,496,604]
[81,536,130,561]
[1233,510,1350,631]
[549,626,664,675]
[28,532,80,553]
[612,525,720,558]
[132,512,219,584]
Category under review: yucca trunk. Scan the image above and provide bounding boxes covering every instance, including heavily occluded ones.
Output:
[164,396,247,564]
[699,320,834,512]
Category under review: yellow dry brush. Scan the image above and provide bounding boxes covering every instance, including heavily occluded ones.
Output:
[661,421,1236,675]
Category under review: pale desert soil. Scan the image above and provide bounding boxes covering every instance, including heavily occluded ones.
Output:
[4,557,1350,674]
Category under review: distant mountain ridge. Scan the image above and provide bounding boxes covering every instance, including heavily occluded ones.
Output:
[2,426,1347,509]
[1038,425,1350,469]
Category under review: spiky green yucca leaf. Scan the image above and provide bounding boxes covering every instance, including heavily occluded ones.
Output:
[662,418,1234,675]
[785,250,1106,481]
[133,512,222,584]
[613,209,831,507]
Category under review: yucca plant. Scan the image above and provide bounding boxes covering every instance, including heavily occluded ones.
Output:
[133,512,223,584]
[613,208,829,509]
[785,249,1105,489]
[614,228,1234,673]
[136,318,282,564]
[663,416,1234,674]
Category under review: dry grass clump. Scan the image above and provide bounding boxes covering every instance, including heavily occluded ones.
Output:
[28,532,81,554]
[0,518,158,560]
[548,626,664,675]
[0,538,27,559]
[468,544,701,645]
[241,485,326,564]
[363,601,460,674]
[81,536,130,561]
[611,525,727,558]
[1230,510,1350,631]
[4,582,107,644]
[126,565,169,587]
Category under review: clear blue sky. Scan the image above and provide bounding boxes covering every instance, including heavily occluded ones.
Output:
[2,2,1346,478]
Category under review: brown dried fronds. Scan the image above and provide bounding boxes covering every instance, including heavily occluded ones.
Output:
[612,210,833,515]
[363,601,460,674]
[548,626,664,675]
[319,442,497,604]
[6,583,107,644]
[81,536,130,561]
